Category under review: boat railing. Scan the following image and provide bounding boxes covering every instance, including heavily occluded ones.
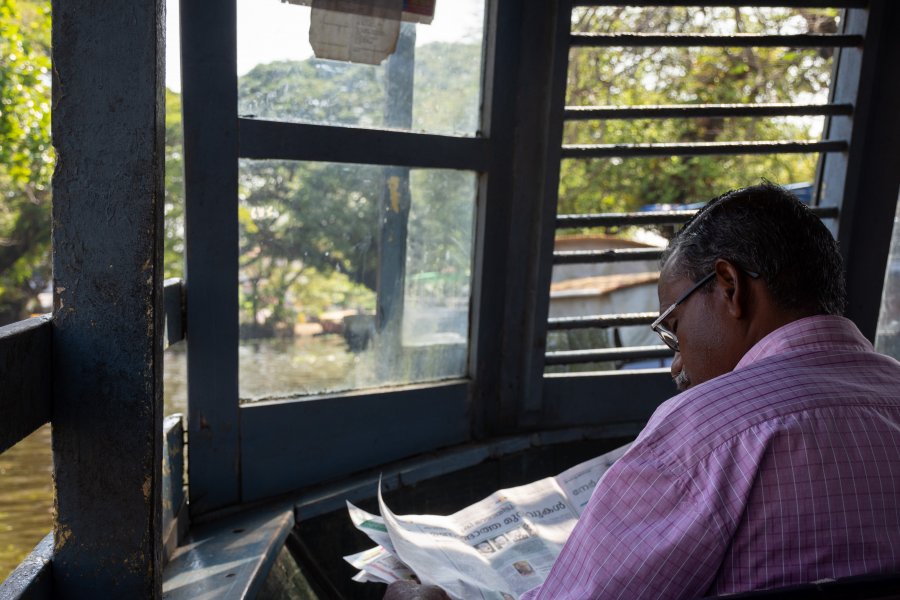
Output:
[0,279,188,597]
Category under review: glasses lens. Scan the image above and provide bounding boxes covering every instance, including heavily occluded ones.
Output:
[656,327,679,352]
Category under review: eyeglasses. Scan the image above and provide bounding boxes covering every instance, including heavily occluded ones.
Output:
[650,269,759,352]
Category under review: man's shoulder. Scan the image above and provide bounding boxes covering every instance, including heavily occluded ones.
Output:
[639,347,900,470]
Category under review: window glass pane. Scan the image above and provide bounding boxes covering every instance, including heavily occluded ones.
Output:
[236,0,485,136]
[875,194,900,360]
[549,6,840,374]
[238,159,476,400]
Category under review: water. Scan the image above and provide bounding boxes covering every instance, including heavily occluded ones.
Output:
[0,425,53,580]
[0,333,354,580]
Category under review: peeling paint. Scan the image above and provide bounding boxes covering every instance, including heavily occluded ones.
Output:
[55,523,72,552]
[388,176,401,212]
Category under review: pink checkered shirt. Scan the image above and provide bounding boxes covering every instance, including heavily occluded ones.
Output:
[523,315,900,599]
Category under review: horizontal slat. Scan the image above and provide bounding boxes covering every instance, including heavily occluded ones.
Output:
[164,278,185,349]
[558,210,698,228]
[554,248,663,264]
[545,345,673,365]
[0,315,52,454]
[572,1,867,7]
[556,205,839,228]
[569,32,863,48]
[542,370,672,430]
[548,312,658,331]
[565,103,853,120]
[561,139,847,159]
[239,118,490,171]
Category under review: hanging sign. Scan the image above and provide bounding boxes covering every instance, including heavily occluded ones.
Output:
[283,0,436,65]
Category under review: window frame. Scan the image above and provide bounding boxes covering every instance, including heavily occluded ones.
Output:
[179,0,900,515]
[535,1,900,431]
[180,0,539,512]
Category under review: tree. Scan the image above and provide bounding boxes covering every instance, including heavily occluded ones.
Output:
[0,5,187,323]
[164,88,185,280]
[560,6,839,217]
[549,6,842,365]
[0,0,51,324]
[237,159,380,334]
[234,42,480,334]
[2,6,839,331]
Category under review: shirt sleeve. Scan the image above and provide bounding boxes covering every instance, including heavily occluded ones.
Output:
[520,448,730,600]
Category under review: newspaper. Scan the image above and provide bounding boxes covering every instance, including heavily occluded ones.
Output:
[345,443,630,599]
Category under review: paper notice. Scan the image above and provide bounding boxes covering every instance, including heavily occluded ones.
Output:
[284,0,435,24]
[310,0,403,65]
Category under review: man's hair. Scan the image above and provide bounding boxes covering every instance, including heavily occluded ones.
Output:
[660,181,846,316]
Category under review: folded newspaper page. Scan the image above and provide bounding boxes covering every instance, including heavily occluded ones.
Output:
[346,443,630,599]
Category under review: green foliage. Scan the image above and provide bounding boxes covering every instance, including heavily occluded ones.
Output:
[0,3,185,321]
[238,160,380,282]
[235,58,386,328]
[0,0,52,324]
[239,58,384,127]
[233,43,480,332]
[237,42,481,135]
[164,88,185,280]
[292,267,375,317]
[411,42,481,135]
[239,258,375,337]
[560,6,838,216]
[405,168,475,301]
[237,159,381,329]
[0,5,840,332]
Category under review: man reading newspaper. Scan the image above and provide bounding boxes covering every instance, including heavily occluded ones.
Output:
[381,184,900,599]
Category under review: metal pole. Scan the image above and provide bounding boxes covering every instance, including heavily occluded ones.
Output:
[51,0,165,595]
[376,22,416,375]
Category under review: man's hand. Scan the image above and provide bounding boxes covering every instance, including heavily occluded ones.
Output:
[383,580,451,600]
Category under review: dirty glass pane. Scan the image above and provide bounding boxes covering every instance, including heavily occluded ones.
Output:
[548,5,840,374]
[875,194,900,360]
[236,0,485,136]
[237,159,476,400]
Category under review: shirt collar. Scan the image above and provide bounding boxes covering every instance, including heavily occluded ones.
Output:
[735,315,873,371]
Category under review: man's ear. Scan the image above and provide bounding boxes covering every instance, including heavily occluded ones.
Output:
[714,259,744,319]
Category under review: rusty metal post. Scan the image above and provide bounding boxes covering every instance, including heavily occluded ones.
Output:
[51,0,165,595]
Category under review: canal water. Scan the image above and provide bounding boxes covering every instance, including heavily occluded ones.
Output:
[0,334,354,579]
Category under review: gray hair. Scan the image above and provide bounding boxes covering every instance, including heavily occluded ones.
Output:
[660,181,846,316]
